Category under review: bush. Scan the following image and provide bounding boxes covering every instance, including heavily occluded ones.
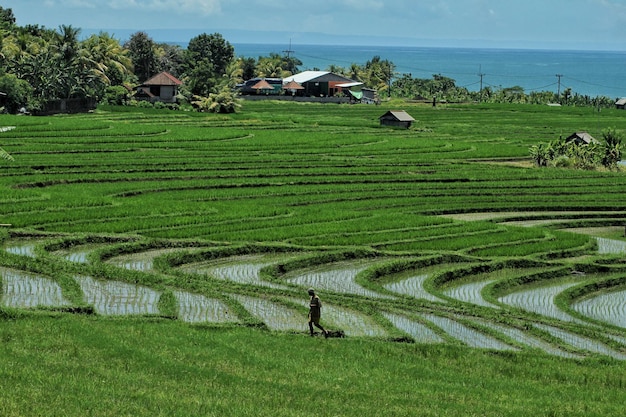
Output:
[0,73,33,113]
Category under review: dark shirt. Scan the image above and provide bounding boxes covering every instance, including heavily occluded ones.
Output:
[309,295,322,318]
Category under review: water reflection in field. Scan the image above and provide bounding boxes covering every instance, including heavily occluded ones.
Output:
[383,312,444,343]
[180,254,291,289]
[573,290,626,328]
[286,260,393,299]
[1,267,69,308]
[174,290,238,323]
[498,282,585,324]
[74,275,160,315]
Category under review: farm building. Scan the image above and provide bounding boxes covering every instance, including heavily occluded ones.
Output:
[565,132,598,145]
[615,98,626,109]
[135,71,182,103]
[379,110,415,129]
[282,71,363,98]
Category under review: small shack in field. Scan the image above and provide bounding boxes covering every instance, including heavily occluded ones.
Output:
[379,110,415,129]
[615,98,626,109]
[565,132,598,145]
[135,71,182,103]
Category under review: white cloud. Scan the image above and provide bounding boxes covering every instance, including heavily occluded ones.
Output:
[107,0,221,15]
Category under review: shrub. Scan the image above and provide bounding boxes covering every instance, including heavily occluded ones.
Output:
[0,73,33,114]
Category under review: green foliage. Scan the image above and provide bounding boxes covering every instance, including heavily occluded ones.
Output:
[192,90,240,113]
[0,73,32,113]
[601,127,623,170]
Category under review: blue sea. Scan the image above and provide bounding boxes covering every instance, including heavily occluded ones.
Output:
[233,43,626,99]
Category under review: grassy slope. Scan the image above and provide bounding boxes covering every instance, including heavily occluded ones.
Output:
[1,315,625,417]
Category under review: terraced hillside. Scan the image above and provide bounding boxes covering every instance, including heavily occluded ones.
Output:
[1,102,626,360]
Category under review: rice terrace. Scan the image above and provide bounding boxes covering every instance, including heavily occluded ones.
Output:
[2,101,626,416]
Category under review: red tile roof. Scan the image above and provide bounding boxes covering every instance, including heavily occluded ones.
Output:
[143,71,182,86]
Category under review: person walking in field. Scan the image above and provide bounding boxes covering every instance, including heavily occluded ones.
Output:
[307,288,328,337]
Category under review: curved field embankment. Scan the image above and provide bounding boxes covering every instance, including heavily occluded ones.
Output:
[1,102,626,360]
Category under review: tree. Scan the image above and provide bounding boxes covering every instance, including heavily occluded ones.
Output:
[155,43,185,77]
[601,128,623,170]
[185,33,234,76]
[184,33,234,96]
[363,56,396,97]
[124,31,158,82]
[0,73,32,113]
[82,32,133,87]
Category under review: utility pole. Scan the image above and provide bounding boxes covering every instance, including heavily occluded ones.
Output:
[478,65,485,102]
[556,74,563,96]
[283,39,294,59]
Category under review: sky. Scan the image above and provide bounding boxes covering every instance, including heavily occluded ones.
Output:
[5,0,626,50]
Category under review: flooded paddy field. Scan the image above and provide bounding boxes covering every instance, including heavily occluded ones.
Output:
[75,275,161,315]
[572,290,626,328]
[178,253,298,289]
[106,248,197,272]
[1,266,69,308]
[498,281,587,324]
[285,259,394,299]
[4,104,626,364]
[3,240,37,258]
[174,290,238,323]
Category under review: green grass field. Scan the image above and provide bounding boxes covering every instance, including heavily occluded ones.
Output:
[1,101,626,416]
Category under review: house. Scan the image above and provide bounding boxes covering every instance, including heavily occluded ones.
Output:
[282,71,363,98]
[615,98,626,109]
[379,110,415,129]
[135,71,182,103]
[565,132,598,145]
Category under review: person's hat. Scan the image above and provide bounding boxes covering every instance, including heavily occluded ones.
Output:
[307,288,315,295]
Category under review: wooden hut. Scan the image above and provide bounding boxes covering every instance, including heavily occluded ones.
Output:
[565,132,598,145]
[379,110,415,129]
[136,71,182,103]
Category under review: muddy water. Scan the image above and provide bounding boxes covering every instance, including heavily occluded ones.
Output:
[174,290,238,323]
[74,275,160,315]
[286,260,393,299]
[382,312,444,344]
[573,290,626,328]
[1,267,69,308]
